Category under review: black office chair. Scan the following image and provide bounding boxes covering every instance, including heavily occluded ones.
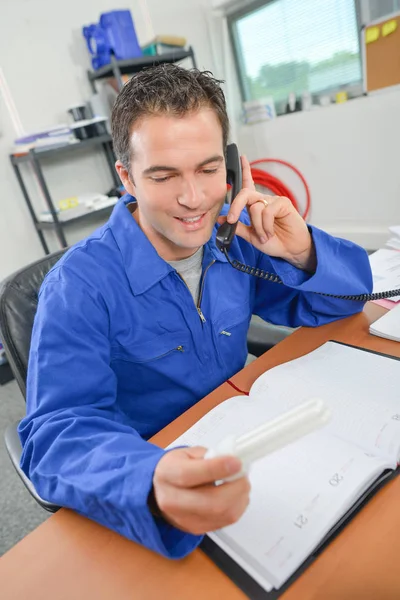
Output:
[0,249,66,512]
[246,316,294,358]
[0,248,293,513]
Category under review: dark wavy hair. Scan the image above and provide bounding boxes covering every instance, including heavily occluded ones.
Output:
[111,63,229,171]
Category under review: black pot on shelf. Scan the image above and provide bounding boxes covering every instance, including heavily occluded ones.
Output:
[67,104,93,122]
[70,119,97,140]
[91,116,108,136]
[70,117,109,141]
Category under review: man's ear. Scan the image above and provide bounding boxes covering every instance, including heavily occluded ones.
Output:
[115,161,136,196]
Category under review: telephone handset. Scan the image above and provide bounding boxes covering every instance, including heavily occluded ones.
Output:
[218,144,400,302]
[217,144,242,252]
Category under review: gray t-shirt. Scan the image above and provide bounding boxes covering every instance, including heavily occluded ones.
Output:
[167,246,204,304]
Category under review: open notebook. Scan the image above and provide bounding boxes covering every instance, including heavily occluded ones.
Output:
[169,342,400,596]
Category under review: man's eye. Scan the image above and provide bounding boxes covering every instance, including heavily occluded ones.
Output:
[152,176,171,183]
[202,168,218,175]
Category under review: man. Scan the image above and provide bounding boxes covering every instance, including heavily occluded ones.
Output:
[19,64,372,558]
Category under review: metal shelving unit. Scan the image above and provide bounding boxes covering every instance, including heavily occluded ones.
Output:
[11,48,197,255]
[10,135,119,255]
[87,46,197,91]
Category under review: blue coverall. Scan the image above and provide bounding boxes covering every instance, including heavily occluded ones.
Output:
[19,196,373,558]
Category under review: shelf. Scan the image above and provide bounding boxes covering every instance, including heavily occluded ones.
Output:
[35,204,116,230]
[11,134,113,164]
[88,48,194,81]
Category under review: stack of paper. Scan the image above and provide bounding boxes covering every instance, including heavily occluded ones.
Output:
[368,248,400,304]
[39,194,118,223]
[368,225,400,309]
[370,301,400,341]
[386,225,400,251]
[12,125,76,154]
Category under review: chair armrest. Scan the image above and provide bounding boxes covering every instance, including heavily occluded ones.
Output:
[247,316,295,357]
[4,421,60,513]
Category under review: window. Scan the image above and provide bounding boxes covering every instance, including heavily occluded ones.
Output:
[365,0,400,22]
[229,0,362,114]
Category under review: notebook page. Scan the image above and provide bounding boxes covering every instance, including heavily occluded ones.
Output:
[206,533,274,593]
[172,418,389,591]
[168,394,274,451]
[249,342,400,462]
[213,433,389,590]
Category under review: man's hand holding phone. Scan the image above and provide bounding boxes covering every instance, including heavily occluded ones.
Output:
[150,447,250,535]
[218,155,316,273]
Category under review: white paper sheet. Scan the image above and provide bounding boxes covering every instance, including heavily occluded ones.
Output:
[369,249,400,302]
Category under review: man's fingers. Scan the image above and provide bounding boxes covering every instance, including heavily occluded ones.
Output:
[155,475,251,534]
[229,221,252,244]
[227,190,266,224]
[193,475,251,527]
[185,446,208,460]
[240,155,255,191]
[264,196,293,220]
[217,212,254,244]
[249,202,268,244]
[261,207,275,241]
[153,449,251,535]
[242,196,294,242]
[158,447,243,488]
[228,192,294,225]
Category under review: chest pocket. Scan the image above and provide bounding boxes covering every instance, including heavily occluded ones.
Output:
[111,330,191,362]
[111,331,193,394]
[213,301,251,375]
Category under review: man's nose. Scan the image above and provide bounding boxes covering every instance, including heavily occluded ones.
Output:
[176,178,203,209]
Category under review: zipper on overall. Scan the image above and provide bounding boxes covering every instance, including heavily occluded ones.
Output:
[177,260,215,324]
[196,260,215,323]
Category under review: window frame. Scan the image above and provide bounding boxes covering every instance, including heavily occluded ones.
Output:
[227,0,364,113]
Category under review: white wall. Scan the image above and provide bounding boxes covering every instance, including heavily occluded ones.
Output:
[0,0,215,280]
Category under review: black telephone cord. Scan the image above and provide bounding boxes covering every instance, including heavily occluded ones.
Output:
[223,249,400,302]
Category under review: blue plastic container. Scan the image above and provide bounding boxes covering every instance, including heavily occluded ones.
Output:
[83,10,142,70]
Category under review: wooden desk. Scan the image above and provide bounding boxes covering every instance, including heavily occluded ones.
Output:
[2,303,400,600]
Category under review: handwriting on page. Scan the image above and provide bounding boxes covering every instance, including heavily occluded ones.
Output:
[294,513,308,529]
[329,473,344,487]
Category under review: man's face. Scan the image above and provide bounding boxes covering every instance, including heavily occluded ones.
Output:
[116,108,227,261]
